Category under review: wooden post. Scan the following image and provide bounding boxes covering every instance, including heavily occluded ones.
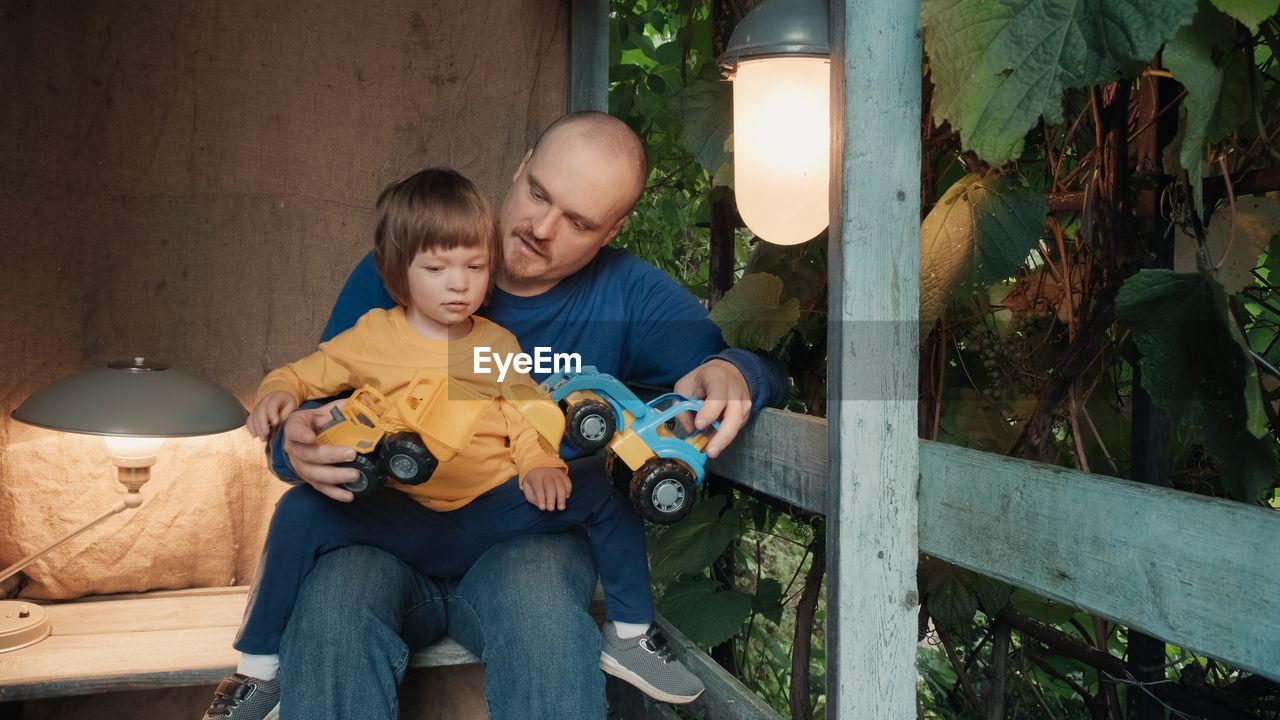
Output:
[569,0,608,112]
[826,0,921,716]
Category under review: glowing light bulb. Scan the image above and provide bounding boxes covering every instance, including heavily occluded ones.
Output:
[732,57,831,245]
[103,436,165,460]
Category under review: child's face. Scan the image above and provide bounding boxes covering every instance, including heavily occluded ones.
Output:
[404,245,490,334]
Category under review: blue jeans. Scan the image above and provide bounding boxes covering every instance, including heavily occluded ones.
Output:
[273,456,613,720]
[239,457,652,656]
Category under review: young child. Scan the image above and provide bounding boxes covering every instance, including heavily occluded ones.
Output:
[202,168,703,720]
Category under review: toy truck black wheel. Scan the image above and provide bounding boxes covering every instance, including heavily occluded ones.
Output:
[340,453,385,500]
[630,458,696,524]
[565,399,616,453]
[379,432,438,486]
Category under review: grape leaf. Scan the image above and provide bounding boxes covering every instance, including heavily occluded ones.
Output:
[922,0,1197,164]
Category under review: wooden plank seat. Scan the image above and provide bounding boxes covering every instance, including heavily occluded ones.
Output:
[0,586,477,702]
[0,585,782,720]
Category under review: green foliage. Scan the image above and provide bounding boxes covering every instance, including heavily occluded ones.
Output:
[962,175,1050,286]
[648,494,746,582]
[708,272,802,351]
[645,490,821,711]
[934,174,1047,284]
[659,578,756,647]
[1165,4,1256,209]
[752,577,785,625]
[921,0,1198,164]
[915,646,961,718]
[1116,269,1279,500]
[743,240,827,307]
[920,557,1013,630]
[1211,0,1280,30]
[676,66,734,181]
[917,0,1279,710]
[921,172,1048,330]
[1010,588,1080,625]
[609,0,719,291]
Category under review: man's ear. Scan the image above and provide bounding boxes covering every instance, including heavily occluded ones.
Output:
[512,149,533,183]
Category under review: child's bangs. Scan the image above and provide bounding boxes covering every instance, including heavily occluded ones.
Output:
[423,205,496,255]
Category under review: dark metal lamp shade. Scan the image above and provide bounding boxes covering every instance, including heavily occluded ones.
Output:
[720,0,830,71]
[11,358,247,438]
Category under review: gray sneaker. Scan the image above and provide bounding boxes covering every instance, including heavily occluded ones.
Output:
[600,623,705,704]
[202,673,280,719]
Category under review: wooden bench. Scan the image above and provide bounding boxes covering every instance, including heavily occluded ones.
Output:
[0,586,476,702]
[0,586,495,720]
[0,586,778,720]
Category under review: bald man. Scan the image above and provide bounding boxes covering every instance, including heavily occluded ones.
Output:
[267,113,788,719]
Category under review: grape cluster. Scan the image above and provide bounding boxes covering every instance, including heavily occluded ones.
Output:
[960,331,1000,400]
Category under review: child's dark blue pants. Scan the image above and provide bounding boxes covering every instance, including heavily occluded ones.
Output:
[234,454,652,655]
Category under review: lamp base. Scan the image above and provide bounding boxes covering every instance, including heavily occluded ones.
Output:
[0,599,51,653]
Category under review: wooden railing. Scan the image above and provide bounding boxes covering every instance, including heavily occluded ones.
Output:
[707,408,1280,684]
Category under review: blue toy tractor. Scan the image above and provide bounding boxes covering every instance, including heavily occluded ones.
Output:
[542,368,714,523]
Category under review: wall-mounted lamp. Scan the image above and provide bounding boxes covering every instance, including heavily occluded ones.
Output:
[0,358,246,652]
[721,0,830,246]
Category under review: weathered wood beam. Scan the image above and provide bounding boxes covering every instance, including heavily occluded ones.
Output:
[708,409,827,514]
[606,678,684,720]
[715,411,1280,681]
[919,443,1280,682]
[828,0,922,716]
[569,0,608,112]
[655,614,784,720]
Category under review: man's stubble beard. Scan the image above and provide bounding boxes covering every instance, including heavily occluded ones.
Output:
[500,230,549,282]
[502,254,537,281]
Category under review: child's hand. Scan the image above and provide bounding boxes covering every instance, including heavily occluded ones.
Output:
[248,391,298,440]
[522,467,572,511]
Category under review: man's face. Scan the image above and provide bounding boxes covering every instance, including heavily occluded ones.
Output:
[497,133,638,294]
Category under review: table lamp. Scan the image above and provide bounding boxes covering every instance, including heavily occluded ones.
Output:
[0,358,247,652]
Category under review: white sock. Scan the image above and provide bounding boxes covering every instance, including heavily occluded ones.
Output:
[612,621,650,639]
[237,652,280,681]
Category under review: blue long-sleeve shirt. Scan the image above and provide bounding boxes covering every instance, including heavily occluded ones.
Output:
[271,247,789,480]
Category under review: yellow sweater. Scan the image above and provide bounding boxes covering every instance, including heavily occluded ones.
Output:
[256,307,566,511]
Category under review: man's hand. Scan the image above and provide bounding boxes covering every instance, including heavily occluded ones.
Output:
[281,400,360,502]
[673,358,751,458]
[522,466,572,511]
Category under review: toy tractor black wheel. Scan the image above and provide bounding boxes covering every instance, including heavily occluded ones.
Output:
[340,453,385,500]
[379,432,438,486]
[565,399,616,453]
[630,458,696,524]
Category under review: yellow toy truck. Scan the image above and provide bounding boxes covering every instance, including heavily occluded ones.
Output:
[317,371,564,499]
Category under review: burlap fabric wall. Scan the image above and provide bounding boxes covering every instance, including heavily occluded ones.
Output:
[0,0,567,599]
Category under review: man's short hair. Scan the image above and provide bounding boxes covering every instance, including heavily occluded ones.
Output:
[530,111,649,217]
[373,168,500,307]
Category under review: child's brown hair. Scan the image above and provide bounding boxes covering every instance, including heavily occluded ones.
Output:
[373,168,501,307]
